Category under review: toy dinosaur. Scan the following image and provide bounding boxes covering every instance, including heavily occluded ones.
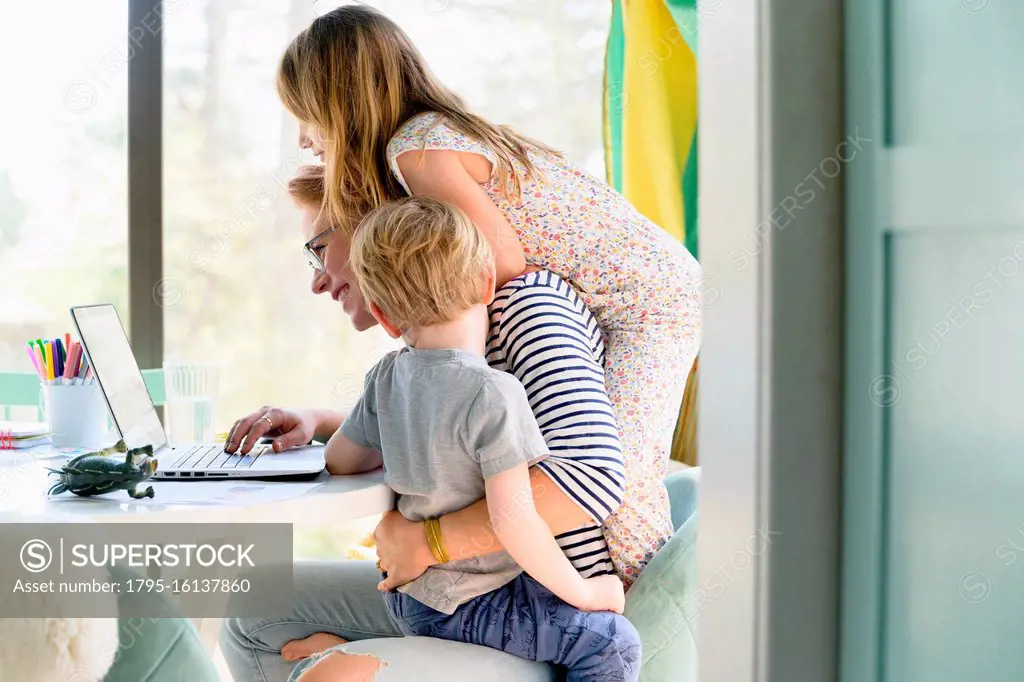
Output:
[47,440,158,499]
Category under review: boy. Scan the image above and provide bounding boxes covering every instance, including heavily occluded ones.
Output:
[299,197,640,681]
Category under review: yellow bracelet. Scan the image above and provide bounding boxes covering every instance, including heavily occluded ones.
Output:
[424,518,450,564]
[426,519,445,563]
[425,519,439,563]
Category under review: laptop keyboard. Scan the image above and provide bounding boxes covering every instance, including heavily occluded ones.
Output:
[170,444,267,470]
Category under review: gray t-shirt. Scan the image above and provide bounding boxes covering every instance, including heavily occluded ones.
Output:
[340,347,549,614]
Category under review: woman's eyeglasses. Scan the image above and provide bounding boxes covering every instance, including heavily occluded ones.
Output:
[303,226,334,272]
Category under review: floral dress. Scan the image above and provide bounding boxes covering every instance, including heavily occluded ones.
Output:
[387,112,701,586]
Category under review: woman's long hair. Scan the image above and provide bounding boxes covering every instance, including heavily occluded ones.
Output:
[277,5,551,234]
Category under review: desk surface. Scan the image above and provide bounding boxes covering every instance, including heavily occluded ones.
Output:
[0,447,394,524]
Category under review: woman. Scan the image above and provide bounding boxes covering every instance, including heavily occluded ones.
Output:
[220,166,676,681]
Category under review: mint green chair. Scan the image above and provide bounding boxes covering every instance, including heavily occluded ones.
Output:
[103,567,219,682]
[624,467,700,681]
[0,369,167,420]
[104,619,218,682]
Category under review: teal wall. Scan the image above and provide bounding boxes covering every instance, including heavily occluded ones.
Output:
[843,2,1024,681]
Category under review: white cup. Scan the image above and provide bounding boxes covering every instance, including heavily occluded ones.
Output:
[43,383,110,449]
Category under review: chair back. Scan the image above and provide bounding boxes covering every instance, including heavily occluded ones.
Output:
[0,370,166,421]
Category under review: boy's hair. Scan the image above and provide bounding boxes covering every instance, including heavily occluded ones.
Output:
[350,197,493,332]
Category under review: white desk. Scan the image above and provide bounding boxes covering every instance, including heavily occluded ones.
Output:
[0,447,395,650]
[0,447,394,523]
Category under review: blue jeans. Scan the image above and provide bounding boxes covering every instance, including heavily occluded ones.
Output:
[220,561,555,682]
[385,573,641,682]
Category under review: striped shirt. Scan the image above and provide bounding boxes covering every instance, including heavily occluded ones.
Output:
[487,270,625,577]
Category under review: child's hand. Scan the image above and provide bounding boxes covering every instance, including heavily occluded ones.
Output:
[579,574,626,614]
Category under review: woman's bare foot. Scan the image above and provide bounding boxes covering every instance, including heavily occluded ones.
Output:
[281,633,348,661]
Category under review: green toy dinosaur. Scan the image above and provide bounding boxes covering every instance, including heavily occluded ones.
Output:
[47,440,158,499]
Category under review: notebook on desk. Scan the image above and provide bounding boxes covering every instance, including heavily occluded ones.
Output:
[69,304,325,480]
[0,422,50,450]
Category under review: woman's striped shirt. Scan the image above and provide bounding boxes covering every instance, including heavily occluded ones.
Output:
[486,270,625,577]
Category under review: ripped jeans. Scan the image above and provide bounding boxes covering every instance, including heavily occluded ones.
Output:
[220,561,555,682]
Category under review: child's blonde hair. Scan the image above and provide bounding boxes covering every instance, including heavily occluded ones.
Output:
[350,197,493,332]
[277,5,554,235]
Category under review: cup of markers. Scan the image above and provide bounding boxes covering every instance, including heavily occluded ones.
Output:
[27,336,108,449]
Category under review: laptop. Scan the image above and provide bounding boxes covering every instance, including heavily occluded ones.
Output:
[70,304,326,480]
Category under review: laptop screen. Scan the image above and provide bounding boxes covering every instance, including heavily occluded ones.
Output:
[70,305,168,452]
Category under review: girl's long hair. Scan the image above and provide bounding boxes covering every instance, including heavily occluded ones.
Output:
[277,5,551,234]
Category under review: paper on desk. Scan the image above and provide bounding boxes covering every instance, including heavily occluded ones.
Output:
[145,480,326,506]
[46,480,325,506]
[4,445,90,461]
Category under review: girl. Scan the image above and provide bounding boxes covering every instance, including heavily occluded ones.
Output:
[277,5,701,586]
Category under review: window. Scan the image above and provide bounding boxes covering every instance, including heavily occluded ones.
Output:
[322,0,611,175]
[161,1,611,558]
[0,1,610,557]
[162,1,396,434]
[161,0,610,435]
[0,3,129,377]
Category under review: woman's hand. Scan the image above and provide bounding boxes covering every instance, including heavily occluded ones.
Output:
[225,406,319,454]
[373,510,437,591]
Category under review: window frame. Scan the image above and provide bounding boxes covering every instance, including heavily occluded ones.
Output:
[698,0,844,679]
[127,0,163,371]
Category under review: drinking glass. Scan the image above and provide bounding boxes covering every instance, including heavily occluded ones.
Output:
[162,363,219,444]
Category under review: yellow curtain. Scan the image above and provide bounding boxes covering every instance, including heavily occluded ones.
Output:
[604,0,699,465]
